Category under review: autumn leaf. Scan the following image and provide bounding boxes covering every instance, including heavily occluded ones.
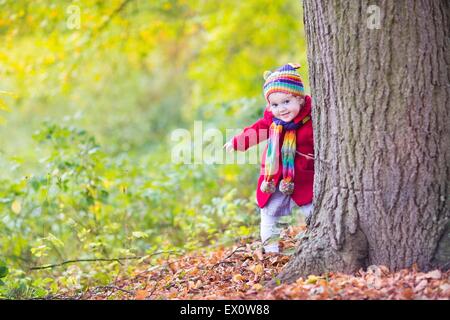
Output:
[401,288,415,299]
[252,283,263,291]
[306,275,321,284]
[135,290,147,300]
[252,249,264,261]
[423,270,442,280]
[168,261,179,273]
[232,274,244,282]
[249,263,264,276]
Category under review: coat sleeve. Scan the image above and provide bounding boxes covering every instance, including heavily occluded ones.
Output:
[232,108,273,151]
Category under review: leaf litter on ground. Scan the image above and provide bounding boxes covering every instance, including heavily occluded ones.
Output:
[71,224,449,300]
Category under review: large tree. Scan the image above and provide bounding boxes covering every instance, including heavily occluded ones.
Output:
[275,0,450,284]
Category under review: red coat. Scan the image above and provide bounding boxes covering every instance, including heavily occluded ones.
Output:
[232,95,314,208]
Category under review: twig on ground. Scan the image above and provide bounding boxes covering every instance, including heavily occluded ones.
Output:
[29,250,183,270]
[209,244,247,269]
[94,285,135,296]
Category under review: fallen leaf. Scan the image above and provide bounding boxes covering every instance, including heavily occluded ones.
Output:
[249,264,264,276]
[415,279,428,292]
[135,290,147,300]
[253,249,264,261]
[232,274,244,282]
[306,275,320,284]
[401,288,414,299]
[252,283,263,291]
[168,261,178,273]
[424,270,442,280]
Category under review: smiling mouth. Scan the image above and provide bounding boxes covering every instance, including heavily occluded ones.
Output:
[280,113,289,117]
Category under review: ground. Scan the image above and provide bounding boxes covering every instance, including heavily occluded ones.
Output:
[55,225,450,300]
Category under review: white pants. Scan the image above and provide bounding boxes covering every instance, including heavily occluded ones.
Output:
[260,202,313,253]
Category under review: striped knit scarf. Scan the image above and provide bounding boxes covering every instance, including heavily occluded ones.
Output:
[260,116,310,195]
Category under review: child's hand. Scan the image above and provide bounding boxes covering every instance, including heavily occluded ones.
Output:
[223,140,234,153]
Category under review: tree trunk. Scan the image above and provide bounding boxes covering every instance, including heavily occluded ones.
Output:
[274,0,450,284]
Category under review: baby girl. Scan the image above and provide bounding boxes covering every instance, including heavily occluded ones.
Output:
[224,63,314,253]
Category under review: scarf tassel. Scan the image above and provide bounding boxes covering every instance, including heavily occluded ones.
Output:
[279,178,294,195]
[260,180,276,193]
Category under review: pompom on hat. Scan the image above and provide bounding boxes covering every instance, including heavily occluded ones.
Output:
[263,63,304,103]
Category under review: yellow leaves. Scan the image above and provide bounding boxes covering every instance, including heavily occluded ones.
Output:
[249,263,264,276]
[86,184,97,197]
[43,54,56,65]
[119,184,128,194]
[162,2,172,11]
[31,245,49,258]
[102,178,112,189]
[186,22,201,36]
[221,165,237,183]
[30,233,64,259]
[0,19,8,28]
[0,98,11,112]
[77,228,91,242]
[26,15,34,24]
[238,225,251,237]
[306,275,322,284]
[11,200,22,214]
[89,201,102,217]
[251,283,263,291]
[232,273,244,283]
[94,73,102,82]
[49,9,58,19]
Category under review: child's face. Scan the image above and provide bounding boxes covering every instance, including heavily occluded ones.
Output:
[268,92,304,122]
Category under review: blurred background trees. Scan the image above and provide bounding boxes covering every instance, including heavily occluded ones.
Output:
[0,0,308,297]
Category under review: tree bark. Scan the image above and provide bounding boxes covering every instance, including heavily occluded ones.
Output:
[274,0,450,284]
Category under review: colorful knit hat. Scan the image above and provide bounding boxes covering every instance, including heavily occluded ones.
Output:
[263,63,304,102]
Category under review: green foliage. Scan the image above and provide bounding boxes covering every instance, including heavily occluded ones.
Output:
[0,260,8,286]
[0,0,307,298]
[0,121,260,298]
